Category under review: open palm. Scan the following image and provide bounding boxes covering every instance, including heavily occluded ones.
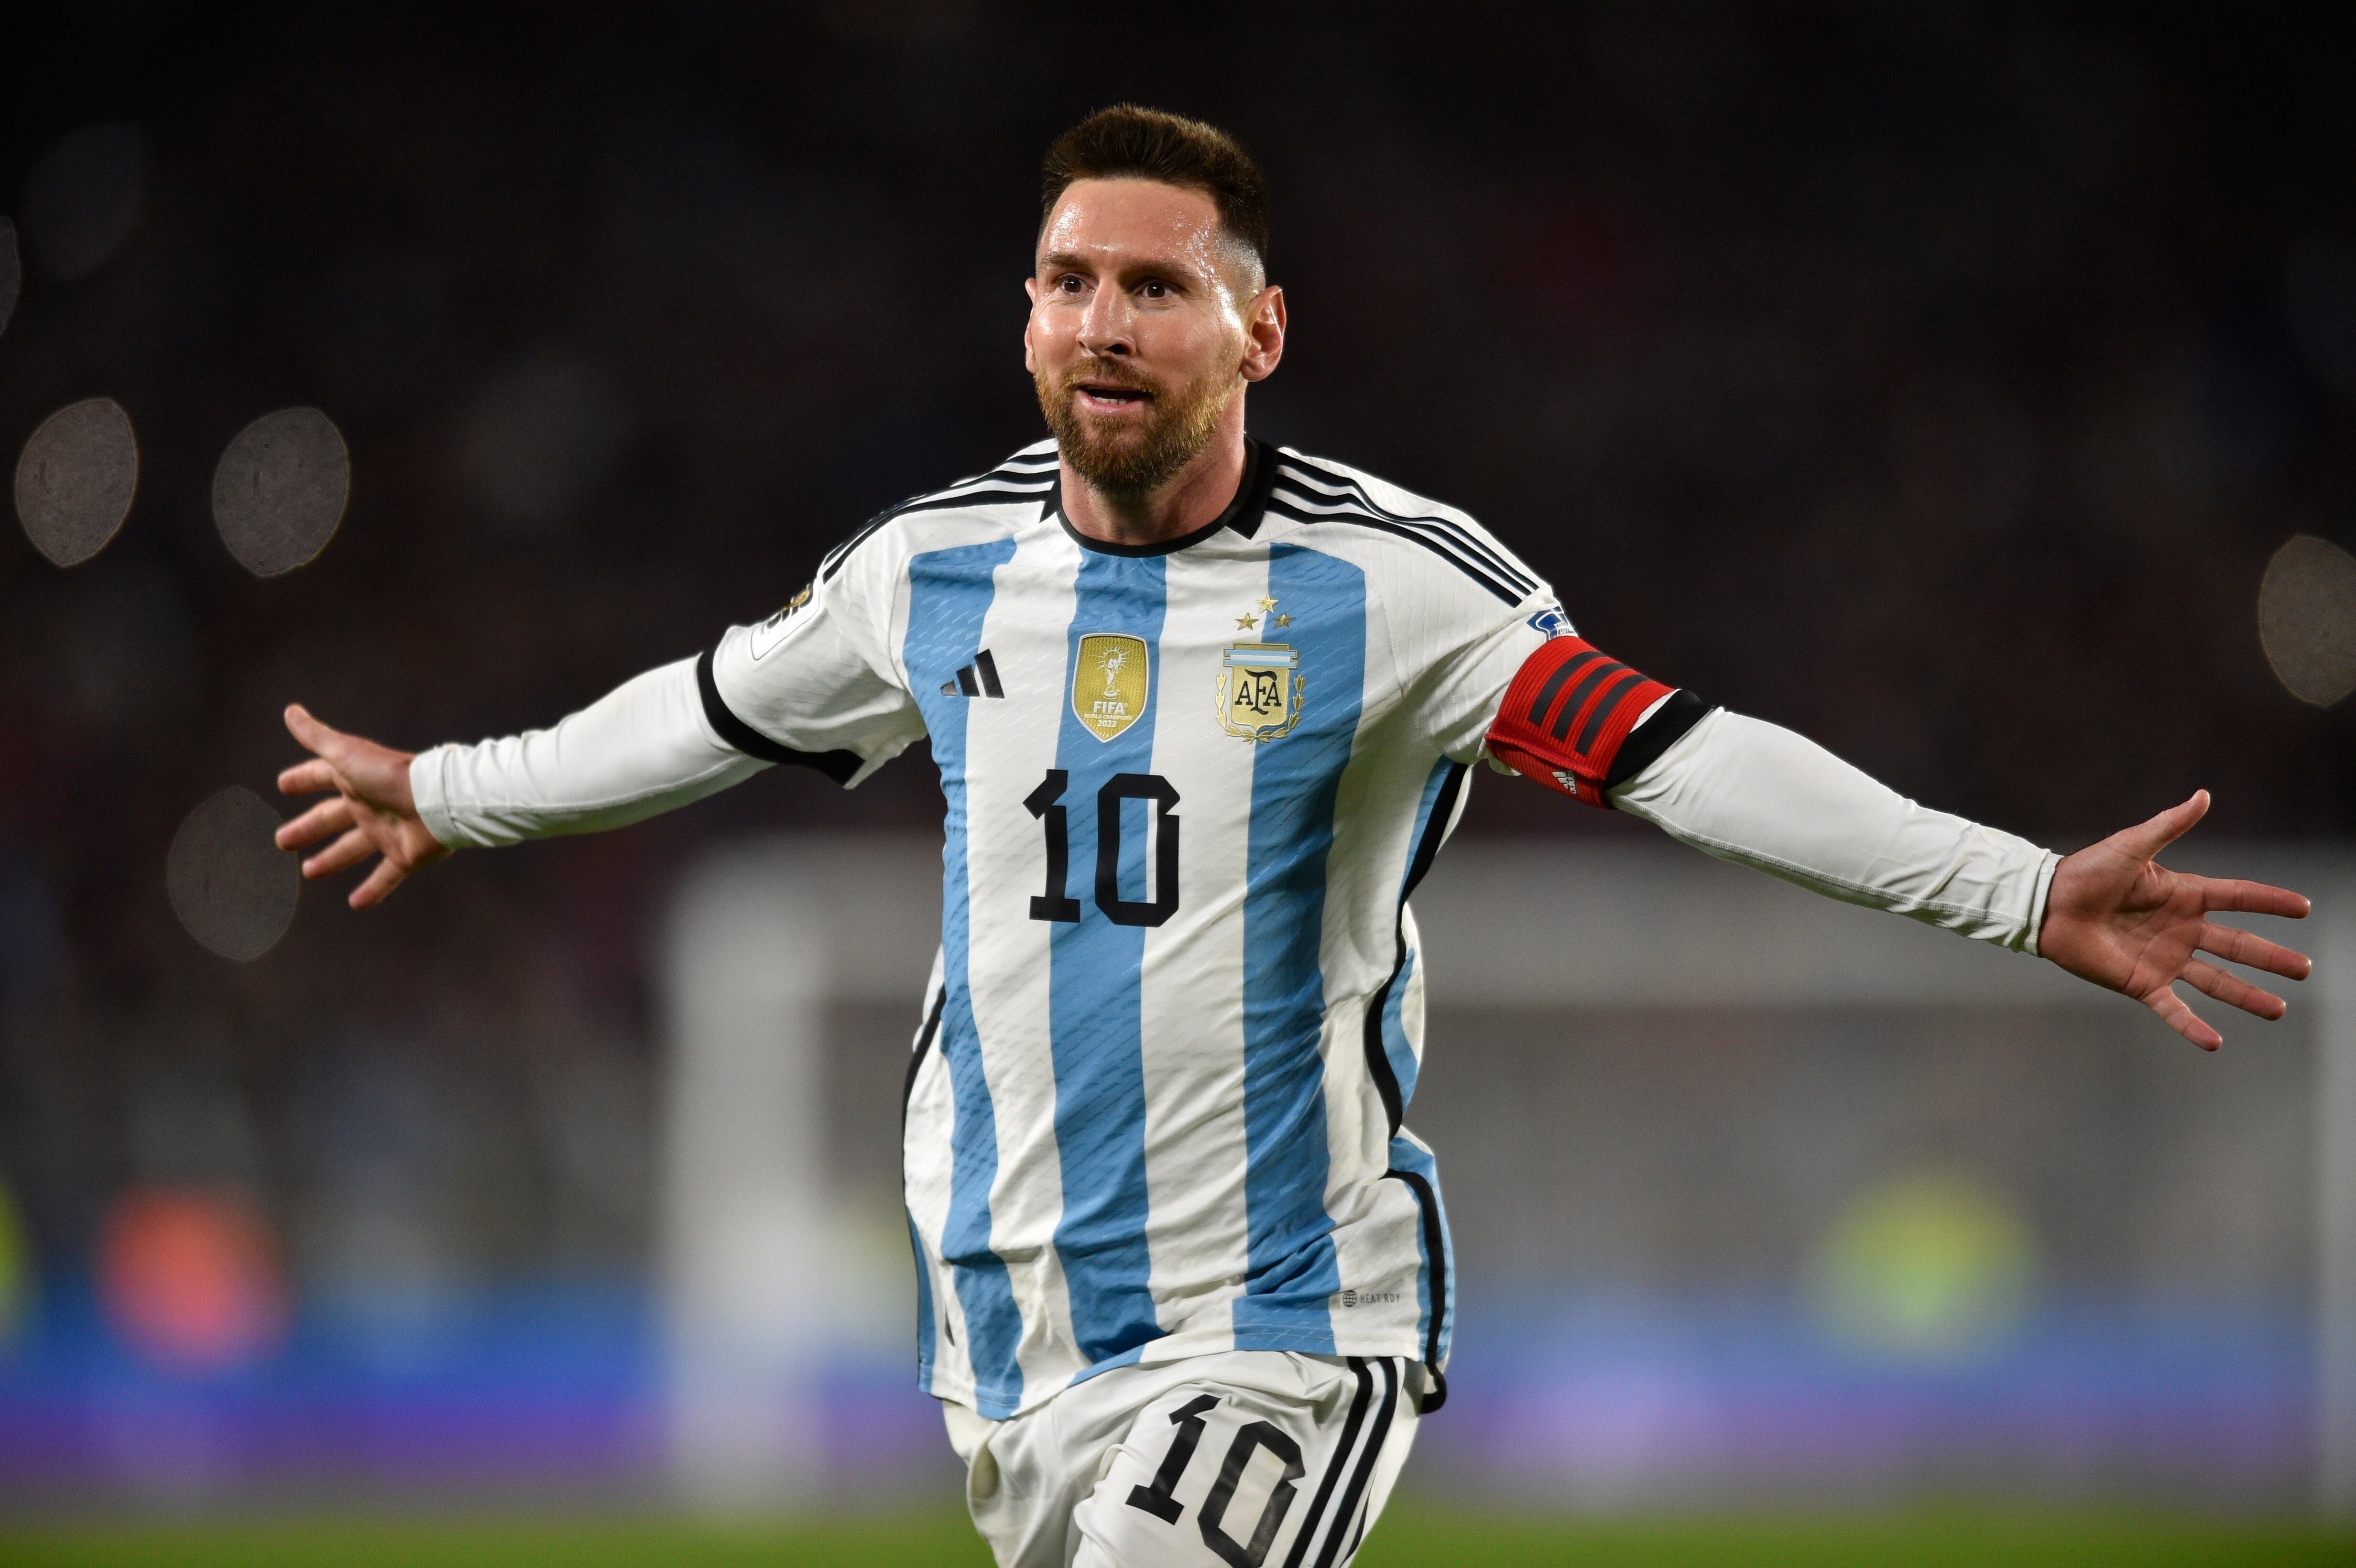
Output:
[2038,791,2311,1050]
[273,704,448,908]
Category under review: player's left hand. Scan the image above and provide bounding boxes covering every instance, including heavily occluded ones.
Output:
[2037,790,2311,1050]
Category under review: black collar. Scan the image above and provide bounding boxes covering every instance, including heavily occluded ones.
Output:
[1051,439,1278,557]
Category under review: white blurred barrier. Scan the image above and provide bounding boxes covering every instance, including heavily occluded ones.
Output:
[2321,881,2356,1517]
[660,839,941,1508]
[659,835,2356,1513]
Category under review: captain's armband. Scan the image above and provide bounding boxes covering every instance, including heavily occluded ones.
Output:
[1483,637,1705,808]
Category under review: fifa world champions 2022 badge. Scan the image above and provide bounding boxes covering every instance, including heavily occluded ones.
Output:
[1218,594,1304,742]
[1073,632,1150,741]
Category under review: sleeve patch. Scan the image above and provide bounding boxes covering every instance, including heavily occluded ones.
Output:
[1484,637,1688,808]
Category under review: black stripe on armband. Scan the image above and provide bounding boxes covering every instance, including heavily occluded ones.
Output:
[695,647,863,785]
[1603,689,1711,790]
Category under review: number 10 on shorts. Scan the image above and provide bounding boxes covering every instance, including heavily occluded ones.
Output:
[1125,1393,1307,1568]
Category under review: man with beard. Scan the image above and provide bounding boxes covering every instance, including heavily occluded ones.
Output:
[276,107,2310,1566]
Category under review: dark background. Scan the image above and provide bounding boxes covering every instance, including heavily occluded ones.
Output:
[1,2,2352,1308]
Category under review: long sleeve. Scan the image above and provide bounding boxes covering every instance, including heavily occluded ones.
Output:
[1609,708,2060,953]
[409,656,767,850]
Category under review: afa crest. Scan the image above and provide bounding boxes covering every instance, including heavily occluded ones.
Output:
[1217,641,1303,741]
[1073,632,1149,741]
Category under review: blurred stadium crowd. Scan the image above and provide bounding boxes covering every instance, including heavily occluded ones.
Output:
[0,2,2351,1500]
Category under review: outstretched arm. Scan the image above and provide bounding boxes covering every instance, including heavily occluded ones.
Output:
[1482,638,2310,1049]
[277,654,768,908]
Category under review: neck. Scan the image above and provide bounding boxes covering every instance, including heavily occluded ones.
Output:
[1059,397,1250,548]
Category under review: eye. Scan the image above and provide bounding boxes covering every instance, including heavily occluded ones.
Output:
[1139,280,1170,299]
[1055,273,1084,294]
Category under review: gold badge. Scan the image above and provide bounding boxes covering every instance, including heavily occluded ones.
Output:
[1218,641,1303,741]
[1073,632,1149,741]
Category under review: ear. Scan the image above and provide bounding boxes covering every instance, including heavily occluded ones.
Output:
[1238,284,1286,383]
[1023,276,1040,375]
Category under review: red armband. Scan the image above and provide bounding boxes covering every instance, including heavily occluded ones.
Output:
[1484,637,1676,808]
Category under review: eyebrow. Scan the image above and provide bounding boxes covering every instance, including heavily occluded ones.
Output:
[1036,250,1199,281]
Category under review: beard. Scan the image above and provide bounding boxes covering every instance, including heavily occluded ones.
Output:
[1035,358,1234,501]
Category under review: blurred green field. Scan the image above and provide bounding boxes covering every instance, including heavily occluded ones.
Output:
[2,1507,2352,1568]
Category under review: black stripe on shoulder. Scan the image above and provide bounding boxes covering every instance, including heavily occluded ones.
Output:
[696,647,862,783]
[818,506,900,582]
[1265,497,1524,606]
[817,451,1056,580]
[1276,457,1538,596]
[945,457,1058,489]
[892,480,1054,517]
[1604,688,1711,791]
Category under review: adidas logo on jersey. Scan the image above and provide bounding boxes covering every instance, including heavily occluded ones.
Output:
[943,650,1005,698]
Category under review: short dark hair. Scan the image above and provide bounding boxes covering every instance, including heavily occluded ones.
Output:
[1040,105,1270,275]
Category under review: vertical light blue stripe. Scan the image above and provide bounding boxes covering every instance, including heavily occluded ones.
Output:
[1047,551,1167,1367]
[907,537,1023,1416]
[906,1213,937,1385]
[1385,1137,1454,1362]
[1233,543,1366,1351]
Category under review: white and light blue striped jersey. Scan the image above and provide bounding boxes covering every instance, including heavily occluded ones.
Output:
[705,439,1558,1419]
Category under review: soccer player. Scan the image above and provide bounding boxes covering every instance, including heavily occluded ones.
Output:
[275,108,2312,1568]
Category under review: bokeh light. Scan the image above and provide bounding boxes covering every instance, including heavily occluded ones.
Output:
[1807,1170,2035,1363]
[0,216,20,337]
[0,1179,29,1349]
[13,397,138,568]
[16,121,147,280]
[2258,534,2356,708]
[164,785,298,962]
[98,1187,287,1374]
[211,406,349,577]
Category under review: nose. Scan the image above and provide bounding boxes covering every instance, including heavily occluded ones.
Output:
[1077,285,1134,359]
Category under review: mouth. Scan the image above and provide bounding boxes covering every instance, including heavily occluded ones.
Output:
[1074,379,1154,414]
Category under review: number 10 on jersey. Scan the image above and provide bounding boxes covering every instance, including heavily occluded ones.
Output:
[1024,769,1180,927]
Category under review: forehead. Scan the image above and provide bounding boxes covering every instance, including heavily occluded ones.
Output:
[1036,178,1225,270]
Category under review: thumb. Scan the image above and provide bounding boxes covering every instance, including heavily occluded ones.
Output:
[2115,789,2209,864]
[284,703,345,762]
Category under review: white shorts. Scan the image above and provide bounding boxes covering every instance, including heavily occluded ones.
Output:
[942,1352,1422,1568]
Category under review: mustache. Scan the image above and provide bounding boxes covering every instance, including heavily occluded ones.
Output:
[1054,360,1165,400]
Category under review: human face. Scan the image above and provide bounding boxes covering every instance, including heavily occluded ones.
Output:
[1026,178,1280,499]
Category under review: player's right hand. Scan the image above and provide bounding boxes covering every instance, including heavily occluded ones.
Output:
[274,704,450,909]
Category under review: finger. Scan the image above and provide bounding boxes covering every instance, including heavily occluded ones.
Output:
[283,703,357,768]
[349,856,407,909]
[2116,790,2210,863]
[2197,878,2312,921]
[2181,958,2287,1022]
[276,758,343,797]
[274,796,354,851]
[2143,984,2223,1051]
[2198,923,2313,982]
[301,827,377,880]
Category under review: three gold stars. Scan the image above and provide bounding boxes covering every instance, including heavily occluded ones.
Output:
[1233,595,1291,634]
